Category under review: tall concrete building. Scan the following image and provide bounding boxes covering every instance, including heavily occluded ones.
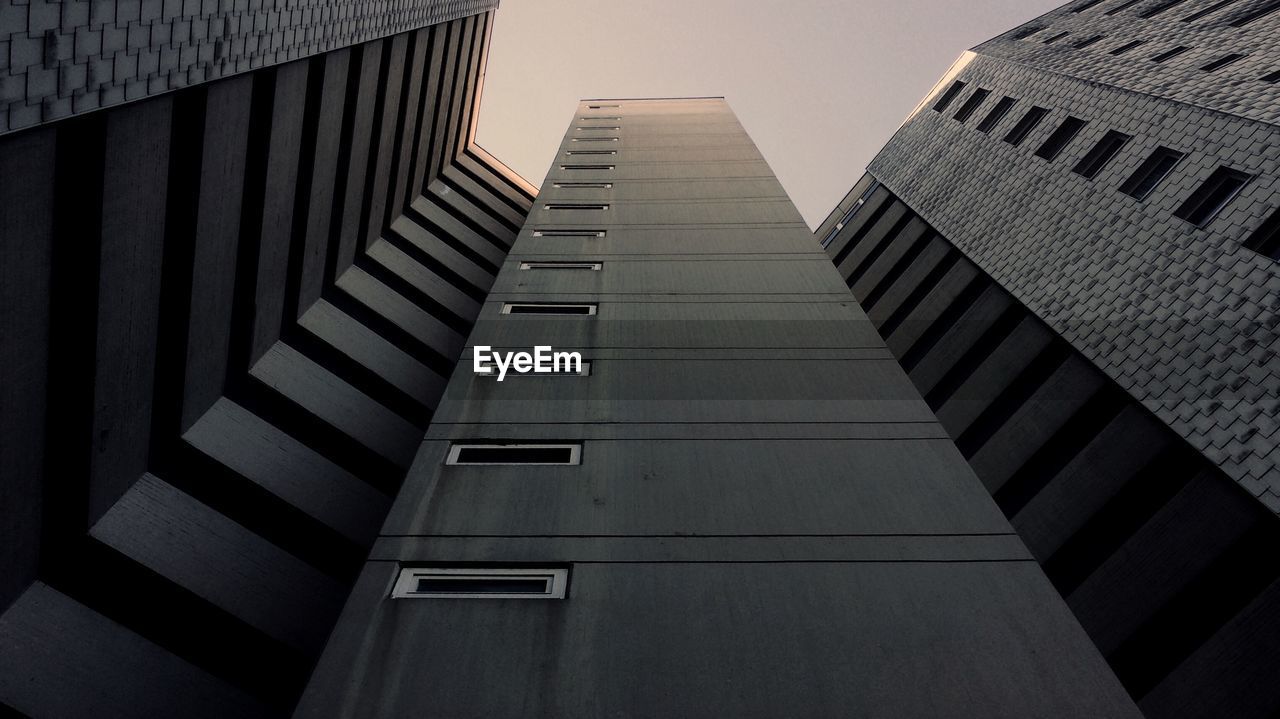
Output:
[295,96,1138,718]
[816,1,1280,717]
[0,2,534,716]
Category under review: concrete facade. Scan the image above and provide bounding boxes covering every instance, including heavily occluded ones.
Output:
[815,1,1280,716]
[0,8,533,716]
[295,98,1139,718]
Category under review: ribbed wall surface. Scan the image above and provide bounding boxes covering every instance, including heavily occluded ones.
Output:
[0,10,533,717]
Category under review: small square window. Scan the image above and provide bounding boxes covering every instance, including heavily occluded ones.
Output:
[1173,166,1252,227]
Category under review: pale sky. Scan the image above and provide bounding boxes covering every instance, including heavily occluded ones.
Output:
[474,0,1064,228]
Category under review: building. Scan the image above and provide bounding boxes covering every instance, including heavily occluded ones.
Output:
[814,1,1280,717]
[0,3,535,716]
[293,96,1138,718]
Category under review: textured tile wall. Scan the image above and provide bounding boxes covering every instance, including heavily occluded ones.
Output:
[863,1,1280,512]
[0,0,497,133]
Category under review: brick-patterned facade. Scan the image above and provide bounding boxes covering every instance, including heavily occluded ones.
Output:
[850,0,1280,512]
[0,0,498,133]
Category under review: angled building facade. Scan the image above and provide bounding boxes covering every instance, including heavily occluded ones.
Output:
[816,1,1280,716]
[296,97,1138,718]
[0,3,533,716]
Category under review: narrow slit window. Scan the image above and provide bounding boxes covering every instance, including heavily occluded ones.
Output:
[565,150,617,156]
[1173,166,1252,227]
[1201,53,1246,72]
[1003,106,1050,146]
[1106,0,1144,14]
[932,81,967,112]
[1119,146,1185,199]
[953,88,991,122]
[1230,0,1280,26]
[1141,0,1189,18]
[553,182,613,188]
[581,116,621,121]
[519,261,603,270]
[1035,116,1088,160]
[588,104,621,109]
[1110,40,1147,55]
[976,96,1017,133]
[1183,0,1239,20]
[392,567,570,600]
[1012,26,1044,39]
[1151,45,1191,63]
[1042,31,1071,43]
[560,164,615,171]
[577,126,621,131]
[571,137,619,142]
[1262,69,1280,82]
[1073,0,1106,10]
[532,229,606,237]
[1072,130,1132,179]
[544,203,610,211]
[1073,34,1106,48]
[501,303,598,316]
[1243,207,1280,261]
[447,443,583,465]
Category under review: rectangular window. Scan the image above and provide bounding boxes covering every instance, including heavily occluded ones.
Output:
[447,443,582,465]
[1243,207,1280,261]
[976,96,1017,133]
[392,567,570,600]
[501,303,598,316]
[1110,40,1147,55]
[553,182,613,189]
[1042,31,1071,43]
[1151,45,1191,62]
[1263,69,1280,82]
[1183,0,1238,21]
[1012,26,1044,39]
[1003,106,1050,146]
[1140,0,1189,17]
[532,229,606,237]
[560,164,615,171]
[1072,130,1132,179]
[519,261,603,271]
[1119,146,1185,199]
[1035,117,1088,160]
[571,137,619,142]
[953,88,991,122]
[1173,167,1252,227]
[932,81,967,112]
[1231,0,1280,25]
[1073,34,1106,48]
[543,203,609,210]
[1106,0,1143,14]
[1201,53,1246,71]
[577,126,620,131]
[565,150,617,156]
[581,116,621,121]
[1073,0,1106,10]
[588,104,621,109]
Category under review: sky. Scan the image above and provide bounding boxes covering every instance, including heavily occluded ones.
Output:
[474,0,1064,229]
